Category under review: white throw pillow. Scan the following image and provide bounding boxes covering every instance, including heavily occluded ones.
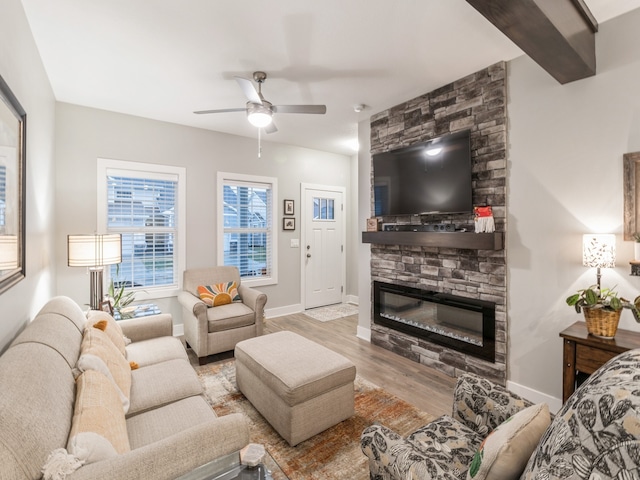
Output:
[467,403,550,480]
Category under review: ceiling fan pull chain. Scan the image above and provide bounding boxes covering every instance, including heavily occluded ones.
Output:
[258,127,262,158]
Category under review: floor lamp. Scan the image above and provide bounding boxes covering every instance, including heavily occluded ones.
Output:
[68,234,122,310]
[582,234,616,290]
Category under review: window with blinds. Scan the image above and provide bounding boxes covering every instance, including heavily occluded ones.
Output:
[106,175,177,289]
[97,159,185,297]
[218,173,277,286]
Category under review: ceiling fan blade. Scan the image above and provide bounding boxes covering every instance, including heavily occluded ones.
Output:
[264,121,278,134]
[272,105,326,114]
[235,76,262,104]
[194,108,245,114]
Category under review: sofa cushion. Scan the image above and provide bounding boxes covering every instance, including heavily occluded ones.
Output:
[467,403,550,480]
[522,349,640,479]
[125,336,188,368]
[77,327,132,412]
[127,358,203,416]
[183,266,241,297]
[198,282,241,307]
[453,373,533,436]
[361,416,484,480]
[67,370,130,464]
[10,311,84,369]
[126,396,216,449]
[86,310,128,356]
[0,343,77,480]
[207,302,256,332]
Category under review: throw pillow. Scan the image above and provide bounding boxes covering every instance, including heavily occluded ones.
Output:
[197,282,241,307]
[77,327,132,412]
[467,403,550,480]
[67,369,130,464]
[86,310,128,356]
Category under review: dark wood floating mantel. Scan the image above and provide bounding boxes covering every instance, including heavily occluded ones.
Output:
[362,231,504,250]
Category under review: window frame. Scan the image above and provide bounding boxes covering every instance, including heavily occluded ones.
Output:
[97,158,186,300]
[217,171,278,287]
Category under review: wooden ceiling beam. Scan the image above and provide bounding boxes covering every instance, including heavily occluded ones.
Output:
[466,0,597,84]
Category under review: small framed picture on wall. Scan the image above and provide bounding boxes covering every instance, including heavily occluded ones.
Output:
[283,218,295,230]
[284,199,294,215]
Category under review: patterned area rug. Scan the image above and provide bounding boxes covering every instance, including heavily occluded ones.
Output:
[195,359,435,480]
[304,303,359,322]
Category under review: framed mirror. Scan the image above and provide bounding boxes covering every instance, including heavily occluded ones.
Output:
[0,74,26,293]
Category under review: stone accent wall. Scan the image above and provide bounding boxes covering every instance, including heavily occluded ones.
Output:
[369,62,507,385]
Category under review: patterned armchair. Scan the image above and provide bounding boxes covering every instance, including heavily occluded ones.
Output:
[361,349,640,480]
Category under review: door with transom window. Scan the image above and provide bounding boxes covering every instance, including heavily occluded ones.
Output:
[302,185,345,309]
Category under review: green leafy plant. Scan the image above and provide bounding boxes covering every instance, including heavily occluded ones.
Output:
[566,285,640,321]
[634,233,640,243]
[107,265,135,310]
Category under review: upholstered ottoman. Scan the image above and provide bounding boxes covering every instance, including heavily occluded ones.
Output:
[235,331,356,446]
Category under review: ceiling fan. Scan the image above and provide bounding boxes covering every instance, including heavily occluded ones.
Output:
[194,71,327,134]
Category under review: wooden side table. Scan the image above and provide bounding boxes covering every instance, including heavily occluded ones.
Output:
[560,321,640,402]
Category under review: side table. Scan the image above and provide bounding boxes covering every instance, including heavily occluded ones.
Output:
[560,321,640,402]
[113,303,160,320]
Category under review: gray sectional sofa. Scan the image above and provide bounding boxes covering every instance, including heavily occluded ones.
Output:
[0,296,249,480]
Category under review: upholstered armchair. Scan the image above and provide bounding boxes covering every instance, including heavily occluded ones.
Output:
[362,349,640,480]
[178,266,267,364]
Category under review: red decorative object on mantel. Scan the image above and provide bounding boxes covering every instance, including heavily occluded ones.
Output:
[474,206,495,233]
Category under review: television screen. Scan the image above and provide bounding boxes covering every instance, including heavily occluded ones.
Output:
[373,130,472,216]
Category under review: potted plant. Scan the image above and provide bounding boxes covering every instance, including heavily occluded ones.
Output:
[106,265,136,314]
[566,285,640,338]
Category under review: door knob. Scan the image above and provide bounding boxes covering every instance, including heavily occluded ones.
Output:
[307,253,311,258]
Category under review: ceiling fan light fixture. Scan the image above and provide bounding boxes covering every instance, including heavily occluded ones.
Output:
[247,102,273,128]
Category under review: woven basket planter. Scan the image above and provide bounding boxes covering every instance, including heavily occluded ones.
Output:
[583,307,621,338]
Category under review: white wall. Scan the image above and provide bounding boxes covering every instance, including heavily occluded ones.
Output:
[357,118,372,340]
[54,103,353,324]
[508,8,640,402]
[347,152,360,303]
[0,0,57,352]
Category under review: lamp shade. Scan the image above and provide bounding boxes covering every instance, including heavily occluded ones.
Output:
[0,235,18,270]
[68,234,122,267]
[582,234,616,268]
[247,103,273,128]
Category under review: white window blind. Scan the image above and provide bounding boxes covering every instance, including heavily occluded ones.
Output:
[97,159,186,298]
[218,173,277,286]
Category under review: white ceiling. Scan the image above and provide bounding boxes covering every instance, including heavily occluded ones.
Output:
[19,0,640,156]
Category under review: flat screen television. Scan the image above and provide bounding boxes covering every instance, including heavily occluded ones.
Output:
[373,130,472,216]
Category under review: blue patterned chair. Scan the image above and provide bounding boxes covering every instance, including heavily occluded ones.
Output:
[361,349,640,479]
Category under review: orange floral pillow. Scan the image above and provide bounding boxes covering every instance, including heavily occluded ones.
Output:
[197,282,241,307]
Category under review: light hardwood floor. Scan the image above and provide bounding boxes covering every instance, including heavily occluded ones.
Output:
[262,312,456,418]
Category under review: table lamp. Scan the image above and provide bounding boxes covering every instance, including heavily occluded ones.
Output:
[582,233,616,290]
[68,234,122,310]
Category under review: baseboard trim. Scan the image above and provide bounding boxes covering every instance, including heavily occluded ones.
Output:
[357,326,371,342]
[346,294,359,305]
[265,304,304,319]
[173,324,184,337]
[506,380,562,414]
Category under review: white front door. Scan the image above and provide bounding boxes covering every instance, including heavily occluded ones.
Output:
[303,186,344,309]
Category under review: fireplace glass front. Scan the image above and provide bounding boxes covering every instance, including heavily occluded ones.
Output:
[373,281,495,362]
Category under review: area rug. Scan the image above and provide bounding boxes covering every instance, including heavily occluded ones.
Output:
[304,303,359,322]
[195,360,435,480]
